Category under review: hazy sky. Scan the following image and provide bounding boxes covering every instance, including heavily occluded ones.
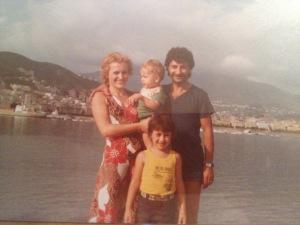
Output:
[0,0,299,94]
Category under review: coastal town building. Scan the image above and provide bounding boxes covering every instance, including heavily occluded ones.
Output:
[1,84,300,132]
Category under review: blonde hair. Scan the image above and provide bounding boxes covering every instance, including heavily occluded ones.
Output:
[141,59,164,82]
[100,52,133,86]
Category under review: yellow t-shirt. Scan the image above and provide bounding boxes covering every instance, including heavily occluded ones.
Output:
[140,149,176,196]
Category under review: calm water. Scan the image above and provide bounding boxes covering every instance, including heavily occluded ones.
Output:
[0,116,299,224]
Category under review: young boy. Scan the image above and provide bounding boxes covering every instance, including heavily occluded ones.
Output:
[124,114,186,224]
[127,59,167,148]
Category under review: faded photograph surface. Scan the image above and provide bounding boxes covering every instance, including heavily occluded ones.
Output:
[0,1,300,224]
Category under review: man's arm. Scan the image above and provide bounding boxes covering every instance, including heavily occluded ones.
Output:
[200,115,214,188]
[175,153,187,224]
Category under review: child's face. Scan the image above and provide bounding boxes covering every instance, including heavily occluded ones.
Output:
[150,129,172,151]
[140,67,160,89]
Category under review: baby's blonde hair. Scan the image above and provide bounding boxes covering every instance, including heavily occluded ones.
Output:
[141,59,164,82]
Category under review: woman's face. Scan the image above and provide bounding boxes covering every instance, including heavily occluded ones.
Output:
[108,62,129,89]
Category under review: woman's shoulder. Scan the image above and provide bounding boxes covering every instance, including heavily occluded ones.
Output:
[91,91,106,104]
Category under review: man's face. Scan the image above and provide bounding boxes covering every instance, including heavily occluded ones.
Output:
[167,60,191,84]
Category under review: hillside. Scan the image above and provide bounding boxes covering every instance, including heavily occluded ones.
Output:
[0,52,99,94]
[2,51,298,112]
[193,72,300,111]
[82,67,300,112]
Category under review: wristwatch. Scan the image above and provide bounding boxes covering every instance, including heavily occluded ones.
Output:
[205,162,214,168]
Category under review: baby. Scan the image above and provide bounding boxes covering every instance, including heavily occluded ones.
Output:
[127,59,167,148]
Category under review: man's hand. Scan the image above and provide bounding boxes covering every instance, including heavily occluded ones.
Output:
[177,207,187,224]
[202,166,214,189]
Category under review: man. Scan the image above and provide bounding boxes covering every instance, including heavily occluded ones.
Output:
[163,47,215,223]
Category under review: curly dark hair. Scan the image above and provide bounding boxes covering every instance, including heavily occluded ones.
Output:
[164,47,195,69]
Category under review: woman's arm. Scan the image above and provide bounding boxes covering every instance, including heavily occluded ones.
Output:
[124,152,145,223]
[92,92,147,137]
[175,153,187,224]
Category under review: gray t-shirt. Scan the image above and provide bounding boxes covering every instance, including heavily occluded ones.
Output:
[162,84,214,179]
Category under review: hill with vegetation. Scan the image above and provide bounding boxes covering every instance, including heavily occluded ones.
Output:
[0,52,99,95]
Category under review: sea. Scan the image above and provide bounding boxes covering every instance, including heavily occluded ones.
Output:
[0,116,299,225]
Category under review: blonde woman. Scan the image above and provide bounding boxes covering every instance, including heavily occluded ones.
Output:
[89,52,147,223]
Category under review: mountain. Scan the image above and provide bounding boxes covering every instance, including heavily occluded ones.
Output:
[0,52,99,94]
[79,71,100,82]
[2,51,298,112]
[82,67,300,111]
[193,71,300,111]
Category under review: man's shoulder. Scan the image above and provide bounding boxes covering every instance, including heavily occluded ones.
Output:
[190,85,208,96]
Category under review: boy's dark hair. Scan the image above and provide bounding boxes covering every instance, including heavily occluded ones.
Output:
[148,114,175,135]
[164,47,195,69]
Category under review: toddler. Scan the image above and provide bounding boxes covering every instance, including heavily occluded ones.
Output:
[128,59,167,148]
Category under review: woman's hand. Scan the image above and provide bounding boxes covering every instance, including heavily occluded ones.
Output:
[127,93,143,106]
[139,117,151,133]
[123,208,135,224]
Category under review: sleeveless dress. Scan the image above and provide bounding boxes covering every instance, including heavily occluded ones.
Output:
[89,91,144,223]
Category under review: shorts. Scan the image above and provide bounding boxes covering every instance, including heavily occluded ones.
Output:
[136,194,176,224]
[182,168,203,182]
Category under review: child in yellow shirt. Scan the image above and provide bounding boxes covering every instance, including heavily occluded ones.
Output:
[124,114,186,224]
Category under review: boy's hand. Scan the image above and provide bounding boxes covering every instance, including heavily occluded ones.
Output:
[124,208,135,224]
[127,93,143,106]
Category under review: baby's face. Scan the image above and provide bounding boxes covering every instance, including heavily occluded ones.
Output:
[140,67,160,88]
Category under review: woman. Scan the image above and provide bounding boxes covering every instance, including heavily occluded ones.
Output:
[89,52,146,223]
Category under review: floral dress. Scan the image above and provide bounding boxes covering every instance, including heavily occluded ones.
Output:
[89,91,144,223]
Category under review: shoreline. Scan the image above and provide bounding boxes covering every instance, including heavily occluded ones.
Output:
[1,110,299,136]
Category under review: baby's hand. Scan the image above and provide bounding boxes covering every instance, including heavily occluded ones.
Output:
[127,93,143,106]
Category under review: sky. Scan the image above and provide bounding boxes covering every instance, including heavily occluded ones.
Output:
[0,0,299,94]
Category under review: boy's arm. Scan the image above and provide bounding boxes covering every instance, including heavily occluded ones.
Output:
[124,152,145,223]
[175,153,187,224]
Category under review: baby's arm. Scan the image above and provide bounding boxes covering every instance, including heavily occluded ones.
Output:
[141,96,160,110]
[175,153,187,224]
[124,151,145,223]
[127,93,160,110]
[127,93,143,106]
